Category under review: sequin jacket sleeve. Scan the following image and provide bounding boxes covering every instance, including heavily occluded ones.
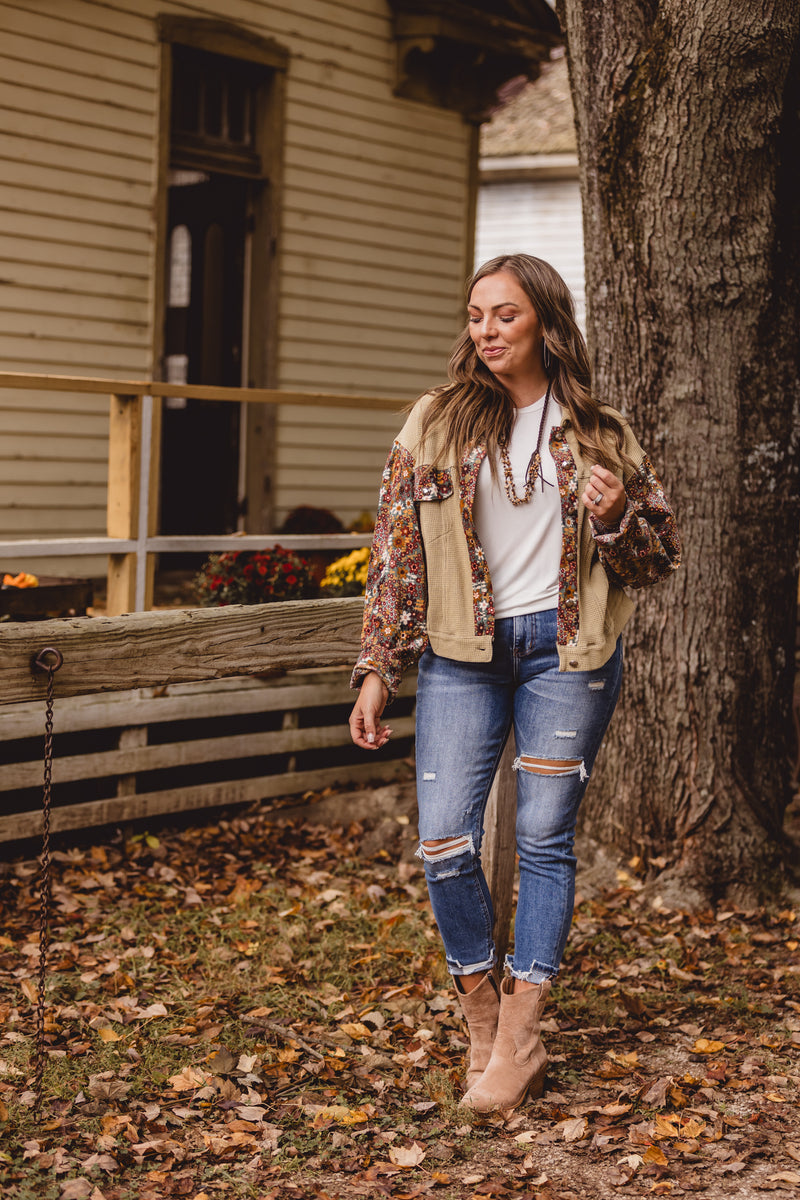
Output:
[350,440,428,697]
[590,452,681,588]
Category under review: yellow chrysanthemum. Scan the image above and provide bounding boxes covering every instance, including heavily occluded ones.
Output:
[320,547,371,596]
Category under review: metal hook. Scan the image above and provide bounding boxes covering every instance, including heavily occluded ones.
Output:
[34,647,64,673]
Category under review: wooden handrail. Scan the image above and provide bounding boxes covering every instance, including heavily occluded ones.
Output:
[0,371,407,410]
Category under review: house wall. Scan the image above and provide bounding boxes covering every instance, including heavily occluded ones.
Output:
[0,0,473,574]
[475,175,586,331]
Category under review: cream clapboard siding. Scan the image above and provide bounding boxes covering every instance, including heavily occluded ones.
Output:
[0,0,472,572]
[475,177,586,331]
[0,0,154,573]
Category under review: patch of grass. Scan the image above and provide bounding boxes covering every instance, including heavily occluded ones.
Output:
[423,1065,460,1111]
[719,986,767,1020]
[0,1176,62,1200]
[550,980,619,1027]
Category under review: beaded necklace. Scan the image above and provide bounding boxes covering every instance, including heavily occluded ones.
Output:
[499,379,555,506]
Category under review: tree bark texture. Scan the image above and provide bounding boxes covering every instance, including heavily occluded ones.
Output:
[557,0,800,899]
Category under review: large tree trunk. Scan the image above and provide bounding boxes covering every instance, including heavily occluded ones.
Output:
[557,0,800,903]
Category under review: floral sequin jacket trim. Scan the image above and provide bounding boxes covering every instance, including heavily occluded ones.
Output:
[352,402,680,697]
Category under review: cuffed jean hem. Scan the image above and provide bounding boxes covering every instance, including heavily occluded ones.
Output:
[447,952,496,977]
[505,954,556,984]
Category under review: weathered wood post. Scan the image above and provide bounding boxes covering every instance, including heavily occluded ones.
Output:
[106,393,141,617]
[482,735,517,965]
[106,392,159,616]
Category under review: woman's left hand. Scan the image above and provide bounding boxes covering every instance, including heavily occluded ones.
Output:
[582,466,626,527]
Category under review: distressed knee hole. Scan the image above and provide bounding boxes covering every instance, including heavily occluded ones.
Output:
[513,754,588,782]
[417,834,474,862]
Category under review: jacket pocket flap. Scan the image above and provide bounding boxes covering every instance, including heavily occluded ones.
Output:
[413,466,453,501]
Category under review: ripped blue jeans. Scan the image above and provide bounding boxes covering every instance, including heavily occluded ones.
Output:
[415,609,623,983]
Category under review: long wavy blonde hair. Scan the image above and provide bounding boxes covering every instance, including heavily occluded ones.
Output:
[420,254,632,473]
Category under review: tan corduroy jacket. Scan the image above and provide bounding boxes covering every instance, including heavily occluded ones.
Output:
[352,395,680,697]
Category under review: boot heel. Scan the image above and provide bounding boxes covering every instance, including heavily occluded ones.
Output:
[501,1066,546,1115]
[527,1063,547,1101]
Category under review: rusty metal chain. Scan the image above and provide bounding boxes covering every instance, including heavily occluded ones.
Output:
[32,646,63,1115]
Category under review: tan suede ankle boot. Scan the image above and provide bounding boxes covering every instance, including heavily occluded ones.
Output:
[460,977,551,1113]
[454,970,501,1091]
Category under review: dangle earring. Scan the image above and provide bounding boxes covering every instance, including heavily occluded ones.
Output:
[542,342,552,374]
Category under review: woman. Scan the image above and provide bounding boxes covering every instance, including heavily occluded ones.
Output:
[348,254,680,1113]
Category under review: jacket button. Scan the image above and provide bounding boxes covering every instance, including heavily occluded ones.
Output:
[568,659,579,668]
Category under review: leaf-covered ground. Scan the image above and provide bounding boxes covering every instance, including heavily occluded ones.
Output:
[1,784,799,1200]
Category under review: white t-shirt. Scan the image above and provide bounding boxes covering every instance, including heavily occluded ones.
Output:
[473,395,562,619]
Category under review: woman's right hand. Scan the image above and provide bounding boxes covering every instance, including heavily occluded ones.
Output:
[349,672,392,750]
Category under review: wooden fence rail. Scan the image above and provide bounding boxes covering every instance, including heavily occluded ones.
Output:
[0,596,364,706]
[0,668,417,844]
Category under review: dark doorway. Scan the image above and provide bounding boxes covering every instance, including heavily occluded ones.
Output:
[161,170,247,537]
[159,40,273,546]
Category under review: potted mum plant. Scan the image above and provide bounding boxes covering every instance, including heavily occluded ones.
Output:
[194,547,315,606]
[319,547,371,597]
